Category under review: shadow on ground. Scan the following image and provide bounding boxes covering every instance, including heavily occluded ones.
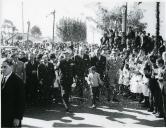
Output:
[53,123,102,127]
[23,96,165,127]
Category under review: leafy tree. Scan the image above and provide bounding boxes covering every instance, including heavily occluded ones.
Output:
[31,25,42,37]
[96,4,122,31]
[95,3,147,32]
[1,19,18,36]
[127,4,147,31]
[56,17,87,42]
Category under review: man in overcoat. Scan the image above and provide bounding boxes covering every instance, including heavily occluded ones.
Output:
[1,58,25,127]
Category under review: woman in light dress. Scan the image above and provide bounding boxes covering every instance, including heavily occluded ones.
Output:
[129,52,143,100]
[122,63,131,95]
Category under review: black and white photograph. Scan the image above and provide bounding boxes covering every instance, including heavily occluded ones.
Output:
[0,0,166,127]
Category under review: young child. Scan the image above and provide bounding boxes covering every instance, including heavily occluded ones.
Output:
[122,63,131,96]
[88,66,102,108]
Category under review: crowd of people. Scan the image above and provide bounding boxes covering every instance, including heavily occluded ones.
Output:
[1,27,166,127]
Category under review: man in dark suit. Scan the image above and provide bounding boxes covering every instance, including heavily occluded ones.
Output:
[1,58,25,127]
[56,50,75,112]
[83,50,91,76]
[134,31,141,52]
[91,49,106,80]
[19,52,28,63]
[126,27,135,50]
[162,52,166,125]
[38,55,55,104]
[100,32,109,47]
[25,54,39,105]
[141,31,153,55]
[74,50,86,102]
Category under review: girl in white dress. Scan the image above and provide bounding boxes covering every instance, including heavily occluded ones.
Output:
[129,53,143,100]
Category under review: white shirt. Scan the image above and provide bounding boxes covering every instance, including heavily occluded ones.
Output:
[88,72,101,87]
[1,72,12,89]
[4,72,12,83]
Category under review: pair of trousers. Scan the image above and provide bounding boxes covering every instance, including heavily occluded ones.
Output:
[61,84,72,109]
[76,77,84,99]
[162,89,166,121]
[91,86,99,105]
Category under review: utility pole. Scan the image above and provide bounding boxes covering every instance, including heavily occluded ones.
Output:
[52,10,56,43]
[46,10,56,43]
[22,1,25,33]
[121,2,127,47]
[27,21,30,43]
[156,2,160,52]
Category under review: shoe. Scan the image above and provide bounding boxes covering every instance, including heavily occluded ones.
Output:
[152,111,157,114]
[147,108,154,112]
[112,98,120,102]
[155,113,164,118]
[91,104,96,108]
[66,108,73,113]
[141,104,147,108]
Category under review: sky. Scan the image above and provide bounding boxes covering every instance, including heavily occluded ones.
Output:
[1,0,166,43]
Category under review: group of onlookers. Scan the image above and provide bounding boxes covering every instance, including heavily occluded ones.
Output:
[1,27,166,127]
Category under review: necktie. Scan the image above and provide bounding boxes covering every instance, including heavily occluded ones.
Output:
[1,76,6,89]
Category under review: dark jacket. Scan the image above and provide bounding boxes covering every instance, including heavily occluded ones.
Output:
[100,36,109,46]
[134,35,141,50]
[141,36,153,54]
[58,58,75,86]
[74,55,86,77]
[38,62,55,87]
[25,61,38,84]
[91,55,106,75]
[1,73,25,127]
[83,53,91,75]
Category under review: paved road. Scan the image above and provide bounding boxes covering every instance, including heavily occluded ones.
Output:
[22,96,165,128]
